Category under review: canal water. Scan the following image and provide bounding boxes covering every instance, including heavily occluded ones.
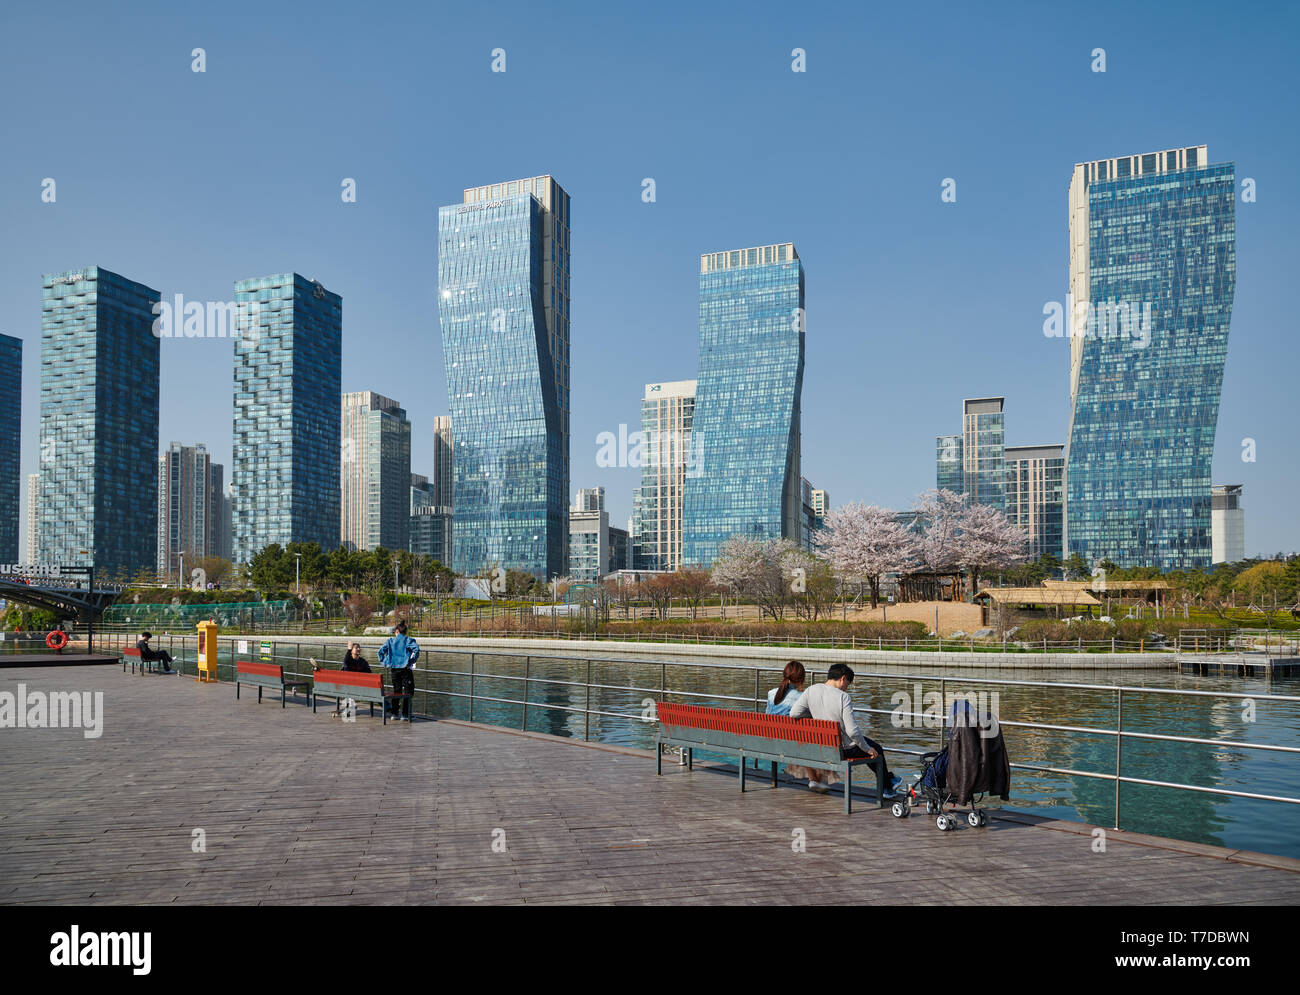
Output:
[195,640,1300,860]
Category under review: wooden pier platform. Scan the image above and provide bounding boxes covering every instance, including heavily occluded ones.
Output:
[1,663,1297,906]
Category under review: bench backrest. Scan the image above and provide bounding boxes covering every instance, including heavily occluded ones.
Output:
[657,702,843,764]
[123,647,141,657]
[313,670,384,698]
[237,661,283,681]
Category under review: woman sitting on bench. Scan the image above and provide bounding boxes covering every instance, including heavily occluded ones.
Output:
[766,661,834,793]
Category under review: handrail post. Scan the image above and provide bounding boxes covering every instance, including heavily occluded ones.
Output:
[469,652,475,723]
[1114,687,1123,830]
[522,655,530,731]
[584,658,592,741]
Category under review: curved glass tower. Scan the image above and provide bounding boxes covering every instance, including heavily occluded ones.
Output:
[1065,146,1235,569]
[438,176,570,580]
[682,243,804,568]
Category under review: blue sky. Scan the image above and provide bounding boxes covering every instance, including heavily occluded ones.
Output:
[2,0,1297,557]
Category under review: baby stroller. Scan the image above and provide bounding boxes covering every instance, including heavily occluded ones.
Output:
[889,748,989,831]
[889,700,1005,831]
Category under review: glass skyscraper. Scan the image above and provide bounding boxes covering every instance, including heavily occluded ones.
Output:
[1005,444,1065,560]
[1065,146,1235,569]
[438,175,570,579]
[935,434,963,494]
[39,267,160,577]
[683,243,804,567]
[232,273,342,563]
[341,391,411,552]
[0,333,20,562]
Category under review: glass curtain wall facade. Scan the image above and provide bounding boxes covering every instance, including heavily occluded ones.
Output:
[1065,146,1235,569]
[635,379,695,571]
[1005,444,1064,560]
[0,333,20,562]
[232,274,342,563]
[936,434,963,493]
[438,175,570,579]
[39,267,160,576]
[341,391,411,552]
[683,244,804,567]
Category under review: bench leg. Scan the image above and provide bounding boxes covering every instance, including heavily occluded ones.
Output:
[771,761,778,788]
[312,693,317,713]
[257,686,262,704]
[845,765,853,815]
[687,748,693,771]
[876,761,887,809]
[236,682,241,700]
[739,753,746,793]
[281,687,286,709]
[656,746,662,776]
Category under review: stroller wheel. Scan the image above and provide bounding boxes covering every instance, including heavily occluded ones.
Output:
[936,815,951,831]
[979,811,988,827]
[891,802,907,818]
[967,812,981,828]
[925,802,935,815]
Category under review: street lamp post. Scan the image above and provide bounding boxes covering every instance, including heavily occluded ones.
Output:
[294,552,302,594]
[178,550,184,590]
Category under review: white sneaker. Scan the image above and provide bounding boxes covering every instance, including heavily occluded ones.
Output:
[808,780,830,793]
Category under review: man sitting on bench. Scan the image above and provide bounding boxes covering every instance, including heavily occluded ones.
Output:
[789,664,900,800]
[136,632,177,675]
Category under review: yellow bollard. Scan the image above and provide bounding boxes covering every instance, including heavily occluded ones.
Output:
[196,619,219,683]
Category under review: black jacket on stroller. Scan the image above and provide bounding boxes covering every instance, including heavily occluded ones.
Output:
[945,704,1011,805]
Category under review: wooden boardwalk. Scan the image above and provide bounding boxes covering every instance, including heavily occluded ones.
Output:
[1,663,1297,906]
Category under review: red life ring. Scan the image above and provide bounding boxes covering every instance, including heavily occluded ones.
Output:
[46,629,69,651]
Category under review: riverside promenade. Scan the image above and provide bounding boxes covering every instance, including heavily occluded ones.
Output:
[1,662,1297,906]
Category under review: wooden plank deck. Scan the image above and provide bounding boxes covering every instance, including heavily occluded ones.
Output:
[1,663,1297,906]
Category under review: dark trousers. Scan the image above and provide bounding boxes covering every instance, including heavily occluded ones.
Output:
[143,648,174,667]
[390,668,414,718]
[843,737,894,791]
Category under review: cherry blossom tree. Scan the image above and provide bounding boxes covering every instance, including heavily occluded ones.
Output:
[953,501,1030,596]
[818,502,912,607]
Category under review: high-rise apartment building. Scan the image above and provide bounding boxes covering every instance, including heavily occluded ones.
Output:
[231,274,342,563]
[1211,484,1245,564]
[575,486,605,512]
[157,442,226,576]
[683,245,804,567]
[1005,444,1065,561]
[634,380,695,571]
[1065,146,1235,569]
[341,391,411,552]
[39,267,160,576]
[431,415,454,509]
[438,175,570,579]
[409,472,452,563]
[0,333,20,562]
[569,504,609,582]
[25,473,40,564]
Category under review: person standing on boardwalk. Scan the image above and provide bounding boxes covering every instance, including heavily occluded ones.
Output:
[377,621,419,722]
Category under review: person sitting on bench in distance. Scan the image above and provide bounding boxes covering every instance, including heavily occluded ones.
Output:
[136,631,176,675]
[341,641,372,673]
[789,663,900,799]
[767,660,835,793]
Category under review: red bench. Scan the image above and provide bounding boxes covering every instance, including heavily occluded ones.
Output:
[236,661,310,708]
[122,646,142,673]
[656,702,886,814]
[312,670,409,725]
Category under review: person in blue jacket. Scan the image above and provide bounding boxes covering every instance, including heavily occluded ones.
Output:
[377,620,419,722]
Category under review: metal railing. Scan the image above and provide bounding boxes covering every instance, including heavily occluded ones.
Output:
[90,633,1300,838]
